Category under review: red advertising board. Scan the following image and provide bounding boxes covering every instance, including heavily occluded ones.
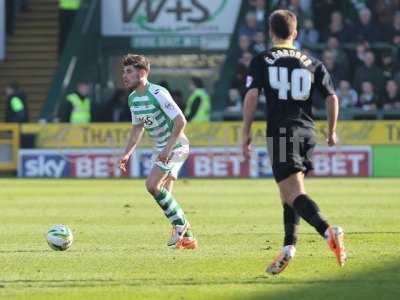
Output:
[311,147,371,176]
[18,146,372,178]
[69,154,127,178]
[186,149,249,178]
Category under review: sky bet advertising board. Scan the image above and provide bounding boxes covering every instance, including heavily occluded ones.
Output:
[18,146,372,178]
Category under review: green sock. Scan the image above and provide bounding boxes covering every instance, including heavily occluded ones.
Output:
[154,188,186,226]
[184,230,194,238]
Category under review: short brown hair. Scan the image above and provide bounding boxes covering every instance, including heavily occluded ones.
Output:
[269,10,297,40]
[122,54,150,72]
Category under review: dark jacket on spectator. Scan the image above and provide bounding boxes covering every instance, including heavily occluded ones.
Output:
[381,91,400,108]
[327,64,349,88]
[101,89,131,122]
[354,65,385,94]
[382,62,400,83]
[358,91,379,110]
[385,25,400,44]
[354,22,379,42]
[312,0,344,29]
[321,23,353,43]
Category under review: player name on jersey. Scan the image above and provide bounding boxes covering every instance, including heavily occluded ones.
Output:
[265,49,312,67]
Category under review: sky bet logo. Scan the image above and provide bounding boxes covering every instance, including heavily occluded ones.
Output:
[21,155,68,178]
[123,0,227,26]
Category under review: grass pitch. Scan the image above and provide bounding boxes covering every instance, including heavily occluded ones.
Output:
[0,178,399,300]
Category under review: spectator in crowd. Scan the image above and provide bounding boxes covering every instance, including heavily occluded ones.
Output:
[381,52,400,83]
[232,63,248,97]
[299,0,312,12]
[250,0,266,28]
[58,81,92,123]
[59,0,81,54]
[354,7,379,42]
[386,11,400,46]
[371,0,400,29]
[250,31,266,55]
[239,12,258,39]
[239,51,253,68]
[322,49,348,87]
[351,41,370,69]
[4,82,28,123]
[225,86,242,113]
[358,81,378,110]
[274,0,308,21]
[184,77,211,123]
[325,36,349,71]
[238,35,251,56]
[336,80,358,108]
[102,88,130,122]
[312,1,344,31]
[321,11,352,42]
[232,43,254,98]
[298,18,319,45]
[230,1,400,120]
[349,0,367,11]
[394,69,400,85]
[354,50,385,94]
[382,80,400,109]
[233,51,254,96]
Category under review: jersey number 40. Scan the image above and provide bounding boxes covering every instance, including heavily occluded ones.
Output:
[268,67,312,101]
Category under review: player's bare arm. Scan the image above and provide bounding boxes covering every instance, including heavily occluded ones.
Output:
[241,88,259,160]
[326,94,339,147]
[158,114,187,163]
[119,123,144,172]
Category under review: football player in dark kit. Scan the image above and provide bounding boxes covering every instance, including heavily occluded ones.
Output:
[241,10,347,275]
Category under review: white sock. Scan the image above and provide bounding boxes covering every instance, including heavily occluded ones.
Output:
[283,245,296,258]
[324,228,330,239]
[324,226,343,240]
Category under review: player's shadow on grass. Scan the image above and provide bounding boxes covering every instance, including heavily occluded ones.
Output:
[244,259,400,300]
[0,278,156,289]
[0,250,52,253]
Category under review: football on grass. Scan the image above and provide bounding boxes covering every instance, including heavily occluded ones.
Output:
[46,224,73,251]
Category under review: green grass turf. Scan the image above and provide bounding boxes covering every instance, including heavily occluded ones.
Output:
[0,178,399,300]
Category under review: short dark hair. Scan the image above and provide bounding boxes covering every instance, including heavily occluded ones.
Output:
[269,10,297,40]
[191,77,204,88]
[7,82,19,91]
[122,54,150,72]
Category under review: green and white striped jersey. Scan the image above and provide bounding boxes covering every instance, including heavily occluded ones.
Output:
[128,82,186,151]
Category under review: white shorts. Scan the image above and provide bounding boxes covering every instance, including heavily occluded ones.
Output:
[152,145,189,180]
